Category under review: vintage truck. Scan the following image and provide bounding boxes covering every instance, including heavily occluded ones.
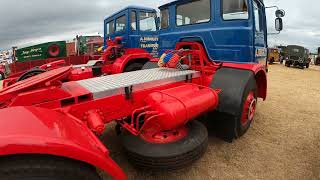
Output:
[285,45,310,69]
[0,0,284,179]
[268,48,280,64]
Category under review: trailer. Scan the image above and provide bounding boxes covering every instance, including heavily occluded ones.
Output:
[2,6,157,88]
[0,0,284,179]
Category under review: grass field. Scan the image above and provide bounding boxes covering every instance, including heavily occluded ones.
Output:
[1,64,320,180]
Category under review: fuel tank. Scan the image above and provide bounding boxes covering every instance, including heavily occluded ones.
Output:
[144,84,219,130]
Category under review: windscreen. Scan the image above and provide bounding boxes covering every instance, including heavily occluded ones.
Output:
[222,0,249,20]
[139,12,157,31]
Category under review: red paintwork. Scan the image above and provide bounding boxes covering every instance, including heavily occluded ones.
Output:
[2,60,66,88]
[241,91,257,126]
[0,41,267,179]
[4,37,152,87]
[222,62,267,100]
[8,55,90,75]
[0,106,126,180]
[141,126,189,144]
[143,84,218,131]
[109,48,152,74]
[69,68,94,81]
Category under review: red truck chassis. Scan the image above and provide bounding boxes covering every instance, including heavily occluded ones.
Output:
[0,42,267,179]
[2,37,152,88]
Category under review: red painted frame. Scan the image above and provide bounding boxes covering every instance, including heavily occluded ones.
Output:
[0,42,267,180]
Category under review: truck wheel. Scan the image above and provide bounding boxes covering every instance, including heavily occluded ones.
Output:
[142,61,158,69]
[0,155,101,180]
[121,121,208,171]
[235,78,257,137]
[306,63,310,68]
[17,69,46,81]
[124,63,144,72]
[286,62,291,67]
[0,72,4,80]
[209,68,258,141]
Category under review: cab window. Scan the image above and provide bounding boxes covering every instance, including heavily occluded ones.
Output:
[222,0,248,20]
[106,21,114,35]
[131,11,137,31]
[253,1,262,31]
[176,0,211,26]
[139,11,157,31]
[160,8,169,29]
[115,15,126,32]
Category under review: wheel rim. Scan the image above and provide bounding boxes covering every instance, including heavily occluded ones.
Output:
[140,126,189,144]
[241,91,257,126]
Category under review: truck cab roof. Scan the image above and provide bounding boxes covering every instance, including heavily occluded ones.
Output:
[159,0,265,9]
[104,6,156,21]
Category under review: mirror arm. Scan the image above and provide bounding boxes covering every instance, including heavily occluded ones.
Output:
[268,31,281,35]
[266,6,279,10]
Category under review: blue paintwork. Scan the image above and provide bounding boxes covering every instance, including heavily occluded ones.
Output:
[159,0,267,63]
[104,6,159,57]
[104,0,268,63]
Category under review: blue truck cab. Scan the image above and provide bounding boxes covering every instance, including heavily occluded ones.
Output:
[104,1,283,65]
[158,0,268,64]
[104,6,160,57]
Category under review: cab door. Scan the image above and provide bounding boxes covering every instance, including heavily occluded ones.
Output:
[253,0,267,66]
[129,10,159,57]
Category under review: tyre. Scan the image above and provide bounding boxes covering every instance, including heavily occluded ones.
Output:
[124,62,144,72]
[0,72,4,80]
[120,121,208,171]
[17,68,46,81]
[142,61,158,70]
[48,44,61,57]
[0,155,101,180]
[306,63,310,68]
[269,57,274,64]
[209,68,258,141]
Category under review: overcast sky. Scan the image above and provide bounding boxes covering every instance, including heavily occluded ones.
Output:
[0,0,319,52]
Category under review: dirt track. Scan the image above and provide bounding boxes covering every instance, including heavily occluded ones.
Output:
[1,64,320,179]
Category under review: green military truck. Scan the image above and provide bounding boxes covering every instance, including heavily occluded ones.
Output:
[285,45,310,69]
[315,47,320,66]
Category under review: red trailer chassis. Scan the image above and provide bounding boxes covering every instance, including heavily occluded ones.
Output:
[2,37,152,89]
[0,42,267,180]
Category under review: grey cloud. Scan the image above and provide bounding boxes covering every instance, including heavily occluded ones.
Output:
[1,0,319,53]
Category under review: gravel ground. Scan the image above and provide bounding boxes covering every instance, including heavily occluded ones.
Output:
[1,64,319,179]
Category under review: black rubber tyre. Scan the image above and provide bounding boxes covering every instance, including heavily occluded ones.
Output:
[0,155,101,180]
[121,121,208,171]
[285,61,291,67]
[306,63,310,68]
[142,61,158,70]
[209,68,257,142]
[269,57,274,64]
[124,62,144,72]
[17,68,46,81]
[0,72,5,80]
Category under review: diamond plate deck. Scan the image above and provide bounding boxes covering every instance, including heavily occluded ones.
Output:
[77,68,200,99]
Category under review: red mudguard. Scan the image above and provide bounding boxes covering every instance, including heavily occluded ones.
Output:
[0,106,127,180]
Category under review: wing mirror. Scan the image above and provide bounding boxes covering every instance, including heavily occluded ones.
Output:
[275,9,285,32]
[275,18,283,32]
[275,9,285,18]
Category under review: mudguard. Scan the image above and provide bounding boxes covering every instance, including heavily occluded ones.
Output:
[0,106,127,180]
[211,67,255,116]
[222,63,267,100]
[111,48,152,74]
